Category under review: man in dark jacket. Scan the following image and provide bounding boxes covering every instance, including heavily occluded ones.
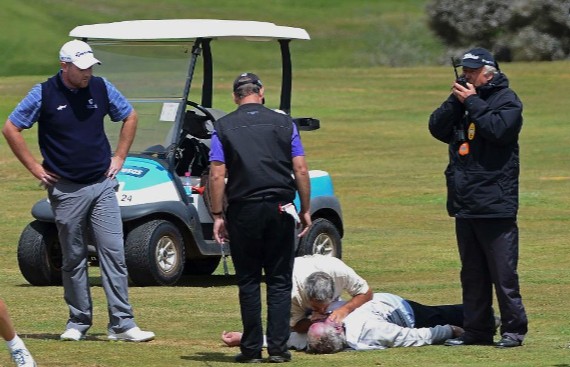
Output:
[428,48,527,348]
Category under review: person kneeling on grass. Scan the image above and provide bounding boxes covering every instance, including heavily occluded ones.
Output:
[223,292,473,352]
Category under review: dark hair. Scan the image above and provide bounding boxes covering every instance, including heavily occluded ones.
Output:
[234,84,261,99]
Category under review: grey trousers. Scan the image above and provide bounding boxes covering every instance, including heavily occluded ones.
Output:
[48,176,136,334]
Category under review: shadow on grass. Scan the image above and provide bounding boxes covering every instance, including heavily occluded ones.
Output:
[14,274,239,288]
[20,333,107,342]
[180,351,235,363]
[175,274,238,287]
[124,274,239,288]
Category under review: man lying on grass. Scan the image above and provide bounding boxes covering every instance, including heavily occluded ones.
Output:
[223,291,475,351]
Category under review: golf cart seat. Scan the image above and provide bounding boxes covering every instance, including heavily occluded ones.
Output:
[174,135,210,177]
[174,106,226,177]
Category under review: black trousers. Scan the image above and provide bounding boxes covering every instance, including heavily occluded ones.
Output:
[227,198,296,357]
[455,218,528,343]
[406,300,464,328]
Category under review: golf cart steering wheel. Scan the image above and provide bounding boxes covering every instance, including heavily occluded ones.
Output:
[186,100,217,122]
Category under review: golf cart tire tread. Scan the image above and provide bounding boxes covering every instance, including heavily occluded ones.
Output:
[17,221,63,286]
[125,220,185,286]
[297,218,342,258]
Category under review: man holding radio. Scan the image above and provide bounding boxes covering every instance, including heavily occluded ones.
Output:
[428,47,527,348]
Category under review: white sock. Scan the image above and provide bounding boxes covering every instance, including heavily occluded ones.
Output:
[6,334,26,352]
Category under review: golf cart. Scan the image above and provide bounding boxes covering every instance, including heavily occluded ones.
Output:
[17,19,343,287]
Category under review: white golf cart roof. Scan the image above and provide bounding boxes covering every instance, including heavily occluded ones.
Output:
[69,19,310,41]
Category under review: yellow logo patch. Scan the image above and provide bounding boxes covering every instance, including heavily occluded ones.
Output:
[468,122,476,140]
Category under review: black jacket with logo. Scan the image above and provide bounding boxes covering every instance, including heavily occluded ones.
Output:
[428,73,523,218]
[214,103,296,204]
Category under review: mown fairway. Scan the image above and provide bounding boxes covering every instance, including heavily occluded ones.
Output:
[1,1,570,366]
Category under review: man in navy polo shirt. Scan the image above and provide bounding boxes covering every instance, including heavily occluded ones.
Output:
[2,40,154,343]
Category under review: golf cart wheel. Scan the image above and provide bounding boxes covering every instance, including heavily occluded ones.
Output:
[17,221,63,286]
[183,256,221,275]
[297,218,342,258]
[125,220,185,286]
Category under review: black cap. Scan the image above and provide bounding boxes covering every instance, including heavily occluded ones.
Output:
[233,72,263,92]
[461,48,496,68]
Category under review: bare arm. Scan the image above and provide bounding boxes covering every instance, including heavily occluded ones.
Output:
[2,119,59,185]
[328,288,373,324]
[291,288,373,334]
[292,155,311,237]
[107,110,138,178]
[209,161,228,244]
[0,299,16,341]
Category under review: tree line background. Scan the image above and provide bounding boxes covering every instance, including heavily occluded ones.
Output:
[1,0,569,77]
[427,0,570,62]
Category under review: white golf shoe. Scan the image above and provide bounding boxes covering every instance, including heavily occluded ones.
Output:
[60,328,84,341]
[108,326,155,342]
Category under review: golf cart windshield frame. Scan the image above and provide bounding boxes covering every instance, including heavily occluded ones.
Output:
[188,37,293,114]
[69,19,309,114]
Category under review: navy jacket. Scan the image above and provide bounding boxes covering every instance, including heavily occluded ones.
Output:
[428,73,523,218]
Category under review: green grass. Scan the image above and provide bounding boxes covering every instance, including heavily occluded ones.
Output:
[2,61,570,366]
[0,0,442,76]
[1,1,570,366]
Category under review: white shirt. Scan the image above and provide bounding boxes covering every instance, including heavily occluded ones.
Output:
[287,294,454,351]
[290,255,370,328]
[343,293,453,350]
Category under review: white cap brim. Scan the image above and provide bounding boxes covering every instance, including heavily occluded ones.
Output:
[72,55,101,70]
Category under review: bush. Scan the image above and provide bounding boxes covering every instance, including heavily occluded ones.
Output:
[426,0,570,62]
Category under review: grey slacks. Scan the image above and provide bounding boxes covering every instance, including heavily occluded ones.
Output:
[48,176,135,334]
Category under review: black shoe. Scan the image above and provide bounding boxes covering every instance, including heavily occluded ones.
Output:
[444,336,493,346]
[234,353,263,363]
[495,336,522,348]
[268,351,291,363]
